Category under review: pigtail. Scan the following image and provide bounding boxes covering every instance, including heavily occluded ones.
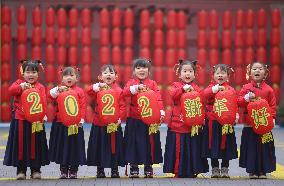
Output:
[246,64,251,80]
[174,59,183,76]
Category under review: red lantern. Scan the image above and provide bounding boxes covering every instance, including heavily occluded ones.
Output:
[140,9,150,29]
[177,10,186,29]
[1,6,11,25]
[100,8,109,27]
[210,9,218,29]
[246,9,254,28]
[100,46,109,65]
[257,28,266,46]
[245,47,254,65]
[45,65,56,83]
[270,47,281,65]
[112,8,122,27]
[256,47,266,62]
[209,49,218,66]
[45,27,55,45]
[57,90,81,126]
[124,28,134,47]
[167,29,176,48]
[140,29,150,48]
[197,30,207,48]
[257,9,266,28]
[33,7,42,26]
[57,28,67,46]
[197,48,207,67]
[17,5,27,24]
[81,65,91,84]
[124,8,134,28]
[17,26,27,43]
[69,28,78,45]
[154,29,164,48]
[140,48,150,59]
[32,27,42,46]
[81,8,91,27]
[209,30,218,48]
[222,30,232,48]
[137,90,161,125]
[81,27,91,46]
[153,48,164,67]
[271,28,280,46]
[1,25,11,44]
[234,48,243,66]
[177,49,187,60]
[246,29,254,47]
[57,8,67,27]
[247,98,273,134]
[68,46,77,65]
[153,67,164,84]
[180,90,205,126]
[97,88,120,125]
[1,44,11,62]
[167,10,176,29]
[166,48,176,67]
[21,88,46,123]
[69,8,78,27]
[112,46,121,65]
[271,9,281,27]
[198,10,207,29]
[213,89,237,125]
[1,63,11,82]
[46,45,55,64]
[81,46,91,65]
[32,46,41,60]
[112,27,121,46]
[1,83,10,102]
[235,9,244,28]
[222,10,232,29]
[270,65,281,84]
[177,30,186,48]
[46,7,55,26]
[222,49,232,66]
[16,44,27,61]
[154,9,164,29]
[100,28,109,46]
[123,47,133,66]
[57,46,66,66]
[235,29,244,48]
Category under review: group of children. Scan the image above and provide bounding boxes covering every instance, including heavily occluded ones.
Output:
[3,58,276,180]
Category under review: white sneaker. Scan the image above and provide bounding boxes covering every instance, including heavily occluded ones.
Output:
[31,172,41,179]
[16,173,26,180]
[221,167,230,178]
[211,167,220,178]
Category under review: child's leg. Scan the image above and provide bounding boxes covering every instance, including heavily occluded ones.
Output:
[220,160,230,178]
[16,161,27,180]
[144,165,153,178]
[60,165,68,179]
[211,159,220,178]
[97,166,106,178]
[69,165,78,179]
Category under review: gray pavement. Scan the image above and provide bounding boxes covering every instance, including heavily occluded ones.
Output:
[0,124,284,185]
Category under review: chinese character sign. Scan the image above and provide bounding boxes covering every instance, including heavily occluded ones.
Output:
[247,98,273,135]
[180,90,205,126]
[213,88,237,126]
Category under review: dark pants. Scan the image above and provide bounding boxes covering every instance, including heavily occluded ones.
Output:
[211,158,229,168]
[17,161,41,174]
[60,164,78,172]
[130,164,152,172]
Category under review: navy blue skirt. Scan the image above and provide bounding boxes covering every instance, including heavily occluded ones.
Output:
[201,119,238,160]
[163,129,208,177]
[87,125,125,167]
[124,118,163,165]
[239,127,276,174]
[3,118,50,167]
[49,121,86,166]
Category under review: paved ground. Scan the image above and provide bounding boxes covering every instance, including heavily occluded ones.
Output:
[0,123,284,185]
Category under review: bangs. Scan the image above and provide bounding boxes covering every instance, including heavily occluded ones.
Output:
[22,62,39,72]
[133,59,151,69]
[101,65,117,74]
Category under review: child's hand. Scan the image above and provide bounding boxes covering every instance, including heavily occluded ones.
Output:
[137,84,146,91]
[183,84,192,91]
[58,86,68,93]
[78,118,85,127]
[20,82,32,90]
[212,84,220,93]
[98,82,107,88]
[160,110,165,123]
[244,92,255,102]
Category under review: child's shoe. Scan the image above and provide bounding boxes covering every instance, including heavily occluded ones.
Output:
[97,167,106,178]
[258,173,267,179]
[220,167,230,178]
[129,165,139,178]
[144,165,153,178]
[31,172,41,179]
[16,172,26,180]
[68,170,77,179]
[111,168,120,178]
[211,167,220,178]
[60,170,68,179]
[249,173,258,179]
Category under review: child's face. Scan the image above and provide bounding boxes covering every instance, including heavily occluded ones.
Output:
[213,67,229,84]
[250,63,266,83]
[134,66,149,80]
[99,68,117,85]
[179,64,195,84]
[62,72,78,87]
[23,69,39,84]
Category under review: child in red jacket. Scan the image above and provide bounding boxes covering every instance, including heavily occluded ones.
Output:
[163,59,208,178]
[86,65,126,178]
[122,59,165,178]
[238,62,276,179]
[48,67,86,179]
[4,60,49,180]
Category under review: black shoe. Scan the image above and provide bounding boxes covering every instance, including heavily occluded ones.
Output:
[111,169,120,178]
[60,170,68,179]
[144,165,153,178]
[68,170,77,179]
[129,165,139,178]
[97,168,106,178]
